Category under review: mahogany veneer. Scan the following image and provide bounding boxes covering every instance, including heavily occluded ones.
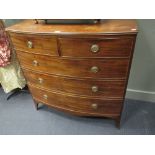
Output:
[6,19,138,128]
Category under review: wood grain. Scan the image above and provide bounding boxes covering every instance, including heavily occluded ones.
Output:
[16,51,129,79]
[6,19,138,35]
[58,37,134,58]
[24,69,126,98]
[10,33,58,56]
[29,84,123,117]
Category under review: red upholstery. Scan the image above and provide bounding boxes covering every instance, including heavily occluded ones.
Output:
[0,20,11,67]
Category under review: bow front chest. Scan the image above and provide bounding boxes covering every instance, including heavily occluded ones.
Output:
[6,20,138,127]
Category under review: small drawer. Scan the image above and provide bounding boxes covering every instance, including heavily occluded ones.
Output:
[24,69,126,98]
[16,51,129,79]
[29,84,123,116]
[9,33,58,56]
[58,37,133,58]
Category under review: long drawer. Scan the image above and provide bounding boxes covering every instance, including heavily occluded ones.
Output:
[17,51,129,79]
[58,37,133,58]
[29,84,123,116]
[10,33,58,56]
[24,69,126,98]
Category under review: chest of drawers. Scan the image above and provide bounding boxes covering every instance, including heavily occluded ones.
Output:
[6,20,138,128]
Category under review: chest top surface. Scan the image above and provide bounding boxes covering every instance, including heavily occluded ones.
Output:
[6,19,138,35]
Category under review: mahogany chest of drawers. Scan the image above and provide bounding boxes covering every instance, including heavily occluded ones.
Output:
[6,20,138,127]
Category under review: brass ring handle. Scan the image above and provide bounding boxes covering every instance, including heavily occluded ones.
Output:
[91,103,98,110]
[91,44,99,53]
[38,78,43,84]
[43,94,48,100]
[90,66,99,73]
[92,86,98,92]
[27,41,33,48]
[32,60,38,66]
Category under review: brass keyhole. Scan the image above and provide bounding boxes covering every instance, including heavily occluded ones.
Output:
[91,44,99,53]
[27,41,33,48]
[91,103,98,110]
[90,66,99,73]
[92,86,98,92]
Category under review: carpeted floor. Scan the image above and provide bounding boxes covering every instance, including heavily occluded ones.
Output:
[0,87,155,135]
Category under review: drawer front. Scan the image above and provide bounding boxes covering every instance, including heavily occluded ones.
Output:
[29,84,123,116]
[17,51,129,79]
[58,37,133,58]
[24,69,126,98]
[10,33,58,56]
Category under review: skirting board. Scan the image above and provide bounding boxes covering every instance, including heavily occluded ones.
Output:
[126,88,155,102]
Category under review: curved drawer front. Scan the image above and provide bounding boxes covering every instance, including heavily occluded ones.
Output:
[24,69,126,98]
[10,33,58,56]
[29,84,123,116]
[59,37,133,58]
[17,51,129,79]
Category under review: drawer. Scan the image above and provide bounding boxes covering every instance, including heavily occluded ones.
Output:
[58,37,133,58]
[29,84,123,116]
[17,51,129,79]
[24,69,126,98]
[9,33,58,56]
